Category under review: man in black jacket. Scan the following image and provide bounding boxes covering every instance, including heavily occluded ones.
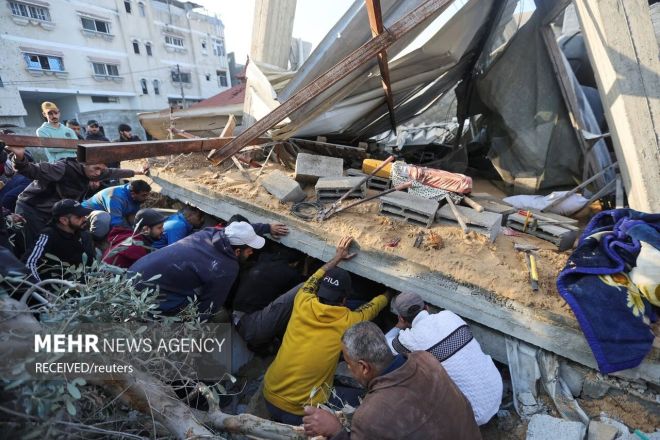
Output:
[23,199,94,282]
[115,124,141,143]
[85,120,109,142]
[6,145,147,249]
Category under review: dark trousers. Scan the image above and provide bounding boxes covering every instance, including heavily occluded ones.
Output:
[0,175,31,212]
[265,399,303,425]
[15,201,50,250]
[236,283,300,346]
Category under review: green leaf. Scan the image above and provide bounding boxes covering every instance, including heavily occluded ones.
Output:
[65,399,76,416]
[67,382,81,399]
[215,384,226,395]
[135,325,147,335]
[72,378,86,386]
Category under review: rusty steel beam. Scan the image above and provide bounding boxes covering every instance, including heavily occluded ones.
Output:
[207,0,456,165]
[365,0,397,133]
[77,137,270,163]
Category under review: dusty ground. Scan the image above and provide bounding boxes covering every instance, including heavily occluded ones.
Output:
[142,153,574,319]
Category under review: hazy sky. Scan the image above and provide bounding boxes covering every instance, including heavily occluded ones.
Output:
[194,0,355,65]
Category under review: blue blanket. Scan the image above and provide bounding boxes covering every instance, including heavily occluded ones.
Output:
[557,209,660,374]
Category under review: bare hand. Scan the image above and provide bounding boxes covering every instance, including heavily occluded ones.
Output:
[270,223,289,238]
[303,406,343,438]
[8,213,25,224]
[140,161,150,175]
[334,236,357,261]
[7,146,25,161]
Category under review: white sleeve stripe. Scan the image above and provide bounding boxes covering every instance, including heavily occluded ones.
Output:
[26,234,48,282]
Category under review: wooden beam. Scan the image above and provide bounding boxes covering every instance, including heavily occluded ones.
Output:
[76,137,270,164]
[207,0,456,165]
[573,0,660,212]
[0,134,90,150]
[365,0,397,133]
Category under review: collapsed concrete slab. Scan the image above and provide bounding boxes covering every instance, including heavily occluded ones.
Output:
[260,170,306,202]
[294,153,344,183]
[315,176,367,201]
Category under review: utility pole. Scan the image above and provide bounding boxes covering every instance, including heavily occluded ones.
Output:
[176,64,186,109]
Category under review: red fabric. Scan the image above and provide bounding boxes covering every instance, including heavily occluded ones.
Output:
[102,227,150,268]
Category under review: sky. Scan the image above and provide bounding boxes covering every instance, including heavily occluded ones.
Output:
[194,0,355,65]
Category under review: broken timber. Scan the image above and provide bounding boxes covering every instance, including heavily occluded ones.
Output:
[0,134,271,164]
[365,0,397,133]
[206,0,457,165]
[150,172,659,385]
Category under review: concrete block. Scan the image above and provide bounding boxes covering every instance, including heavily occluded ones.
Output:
[507,212,579,251]
[294,153,344,184]
[260,171,306,203]
[315,176,366,201]
[379,191,438,228]
[582,377,610,399]
[435,203,502,242]
[587,421,618,440]
[526,414,586,440]
[346,168,391,191]
[469,192,517,224]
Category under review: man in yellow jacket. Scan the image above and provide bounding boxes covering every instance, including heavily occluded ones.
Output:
[263,236,391,425]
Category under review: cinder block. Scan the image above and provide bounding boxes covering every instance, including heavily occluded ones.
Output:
[507,212,579,251]
[379,191,438,228]
[526,414,586,440]
[346,168,391,191]
[260,171,306,203]
[435,204,502,242]
[294,153,344,184]
[469,192,517,225]
[315,176,366,201]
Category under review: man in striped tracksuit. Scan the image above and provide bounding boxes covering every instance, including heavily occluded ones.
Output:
[22,199,95,282]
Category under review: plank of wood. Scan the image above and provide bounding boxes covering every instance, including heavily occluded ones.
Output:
[0,134,95,149]
[365,0,397,133]
[444,195,468,233]
[76,137,271,163]
[206,0,457,165]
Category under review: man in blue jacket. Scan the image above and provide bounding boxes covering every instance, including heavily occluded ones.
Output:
[83,180,151,240]
[152,205,205,249]
[129,221,289,318]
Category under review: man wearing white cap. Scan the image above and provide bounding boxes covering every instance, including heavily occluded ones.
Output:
[385,292,503,426]
[129,221,288,318]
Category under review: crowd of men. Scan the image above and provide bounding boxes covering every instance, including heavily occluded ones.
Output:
[1,100,504,438]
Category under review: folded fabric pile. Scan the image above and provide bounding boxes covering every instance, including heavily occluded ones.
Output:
[557,209,660,373]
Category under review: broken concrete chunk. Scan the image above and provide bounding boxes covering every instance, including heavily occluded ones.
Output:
[559,361,586,398]
[260,171,306,203]
[436,203,502,242]
[294,153,344,183]
[587,421,619,440]
[315,176,366,201]
[582,377,610,399]
[379,191,438,228]
[526,414,586,440]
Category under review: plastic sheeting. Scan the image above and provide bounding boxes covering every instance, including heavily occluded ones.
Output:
[475,11,586,190]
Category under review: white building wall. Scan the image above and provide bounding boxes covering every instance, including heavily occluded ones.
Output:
[0,0,230,132]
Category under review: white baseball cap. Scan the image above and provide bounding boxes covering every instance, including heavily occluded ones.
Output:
[224,221,265,249]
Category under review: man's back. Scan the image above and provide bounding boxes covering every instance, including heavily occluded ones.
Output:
[129,228,239,315]
[350,351,481,440]
[393,310,503,425]
[263,268,387,415]
[83,184,138,228]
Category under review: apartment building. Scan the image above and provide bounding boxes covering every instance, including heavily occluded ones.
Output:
[0,0,231,138]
